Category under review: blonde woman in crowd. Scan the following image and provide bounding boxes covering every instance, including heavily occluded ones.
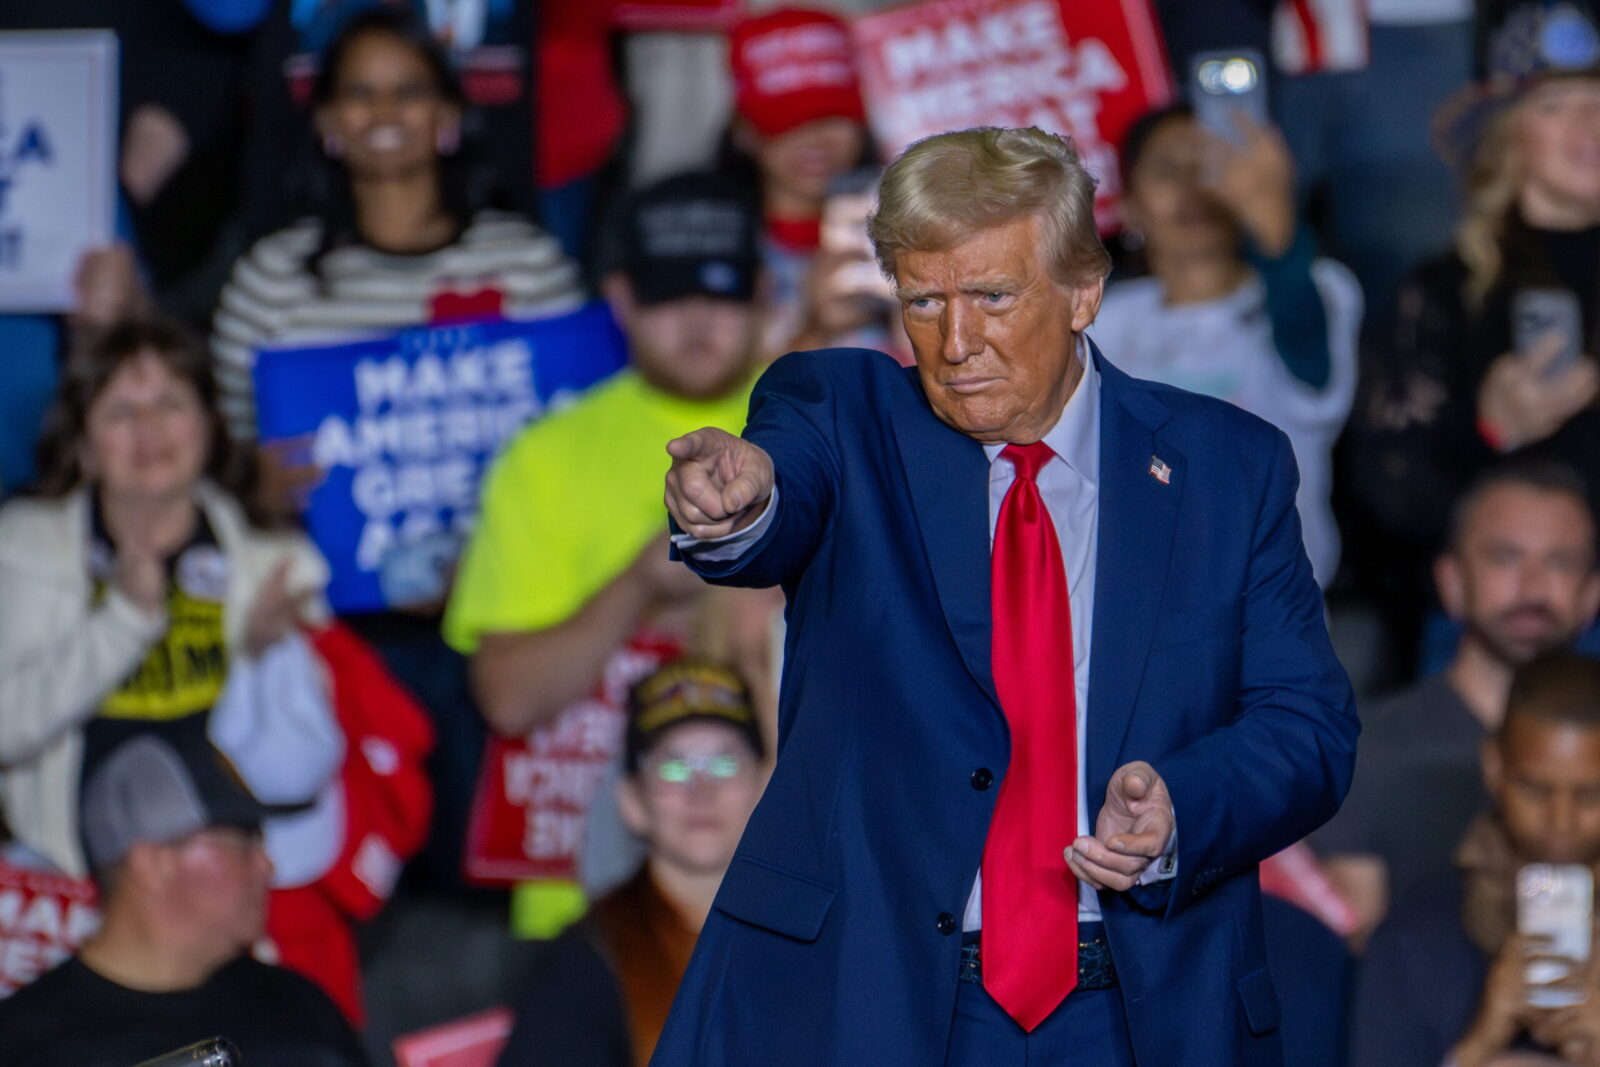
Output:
[1353,4,1600,627]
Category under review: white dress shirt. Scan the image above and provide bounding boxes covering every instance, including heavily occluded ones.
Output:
[675,341,1174,931]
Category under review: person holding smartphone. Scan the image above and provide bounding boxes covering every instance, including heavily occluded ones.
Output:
[1351,652,1600,1067]
[1348,3,1600,664]
[1091,102,1360,588]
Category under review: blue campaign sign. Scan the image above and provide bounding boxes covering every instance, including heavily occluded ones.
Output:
[253,305,628,613]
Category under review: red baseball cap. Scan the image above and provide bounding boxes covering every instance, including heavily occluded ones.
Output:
[730,8,866,138]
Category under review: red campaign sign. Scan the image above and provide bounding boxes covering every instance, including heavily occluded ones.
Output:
[463,633,682,886]
[851,0,1172,231]
[0,862,100,997]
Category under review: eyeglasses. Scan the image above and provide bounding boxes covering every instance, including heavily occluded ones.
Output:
[645,753,747,786]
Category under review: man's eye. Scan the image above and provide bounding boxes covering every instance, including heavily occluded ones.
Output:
[983,292,1006,303]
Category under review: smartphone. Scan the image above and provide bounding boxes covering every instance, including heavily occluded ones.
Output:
[1191,49,1268,146]
[1517,863,1592,1008]
[1513,287,1584,378]
[820,189,877,262]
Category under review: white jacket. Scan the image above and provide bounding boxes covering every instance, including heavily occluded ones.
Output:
[0,482,329,875]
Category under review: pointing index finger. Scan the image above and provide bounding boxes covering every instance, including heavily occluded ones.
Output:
[666,429,708,460]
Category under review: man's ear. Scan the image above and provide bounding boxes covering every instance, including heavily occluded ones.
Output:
[1070,276,1106,333]
[616,775,650,839]
[601,272,638,332]
[1436,552,1467,620]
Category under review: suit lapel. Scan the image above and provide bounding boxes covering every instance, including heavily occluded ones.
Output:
[891,370,999,709]
[1087,355,1184,789]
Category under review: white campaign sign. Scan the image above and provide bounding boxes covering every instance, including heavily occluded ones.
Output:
[0,31,117,312]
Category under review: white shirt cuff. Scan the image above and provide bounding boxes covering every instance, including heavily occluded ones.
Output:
[1135,825,1178,886]
[669,487,779,562]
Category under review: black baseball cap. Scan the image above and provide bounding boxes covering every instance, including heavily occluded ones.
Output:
[81,733,290,872]
[614,172,763,306]
[624,660,766,771]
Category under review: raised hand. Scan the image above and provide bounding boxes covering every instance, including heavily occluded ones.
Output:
[242,559,305,658]
[1479,336,1600,451]
[1067,761,1175,892]
[1200,113,1296,257]
[664,428,775,540]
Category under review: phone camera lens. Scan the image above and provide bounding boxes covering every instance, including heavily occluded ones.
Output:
[1219,58,1257,94]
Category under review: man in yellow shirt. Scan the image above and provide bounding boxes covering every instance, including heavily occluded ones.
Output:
[444,173,767,932]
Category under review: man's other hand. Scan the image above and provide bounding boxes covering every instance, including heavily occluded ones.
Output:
[1067,761,1175,892]
[665,428,775,540]
[1451,933,1548,1066]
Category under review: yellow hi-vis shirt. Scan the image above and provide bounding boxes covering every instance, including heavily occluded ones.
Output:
[444,367,755,652]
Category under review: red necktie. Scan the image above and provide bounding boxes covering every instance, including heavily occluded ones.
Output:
[981,441,1079,1032]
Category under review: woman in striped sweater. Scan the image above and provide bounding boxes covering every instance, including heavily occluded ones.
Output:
[209,7,586,895]
[211,6,583,446]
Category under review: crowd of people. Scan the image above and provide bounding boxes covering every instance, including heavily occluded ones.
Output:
[3,0,1600,1064]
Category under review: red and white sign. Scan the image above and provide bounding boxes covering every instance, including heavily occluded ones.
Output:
[1272,0,1369,76]
[1259,841,1359,937]
[464,634,681,886]
[851,0,1172,230]
[393,1006,513,1067]
[0,861,99,997]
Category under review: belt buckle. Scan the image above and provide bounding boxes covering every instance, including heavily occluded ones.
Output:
[959,933,1118,991]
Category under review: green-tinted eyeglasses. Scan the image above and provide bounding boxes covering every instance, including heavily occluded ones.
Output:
[649,754,746,786]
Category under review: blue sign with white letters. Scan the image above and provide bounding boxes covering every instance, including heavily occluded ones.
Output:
[253,305,628,612]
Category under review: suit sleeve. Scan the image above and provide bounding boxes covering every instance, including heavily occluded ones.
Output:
[676,354,842,590]
[1150,429,1359,914]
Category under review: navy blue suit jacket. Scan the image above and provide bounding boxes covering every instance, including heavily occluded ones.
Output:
[652,346,1359,1065]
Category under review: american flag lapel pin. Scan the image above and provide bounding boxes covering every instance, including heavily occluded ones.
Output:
[1148,455,1172,485]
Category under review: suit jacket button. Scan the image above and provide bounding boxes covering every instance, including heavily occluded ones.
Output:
[936,913,957,935]
[970,768,993,790]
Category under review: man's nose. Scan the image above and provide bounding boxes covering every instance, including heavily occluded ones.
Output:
[676,775,714,808]
[941,302,985,364]
[1516,558,1558,601]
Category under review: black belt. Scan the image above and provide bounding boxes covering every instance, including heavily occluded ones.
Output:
[958,922,1117,991]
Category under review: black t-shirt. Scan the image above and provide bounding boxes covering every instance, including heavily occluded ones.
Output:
[80,502,230,792]
[1312,673,1489,903]
[0,955,367,1067]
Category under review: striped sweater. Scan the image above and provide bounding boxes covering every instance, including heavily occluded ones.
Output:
[211,211,584,440]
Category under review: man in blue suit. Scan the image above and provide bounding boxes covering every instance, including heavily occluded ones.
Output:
[656,126,1358,1065]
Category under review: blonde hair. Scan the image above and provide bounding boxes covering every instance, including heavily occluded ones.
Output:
[867,126,1111,286]
[1456,104,1524,306]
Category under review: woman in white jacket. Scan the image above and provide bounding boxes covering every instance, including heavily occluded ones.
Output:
[0,319,330,876]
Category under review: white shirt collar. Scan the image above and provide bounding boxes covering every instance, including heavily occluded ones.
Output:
[982,335,1100,486]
